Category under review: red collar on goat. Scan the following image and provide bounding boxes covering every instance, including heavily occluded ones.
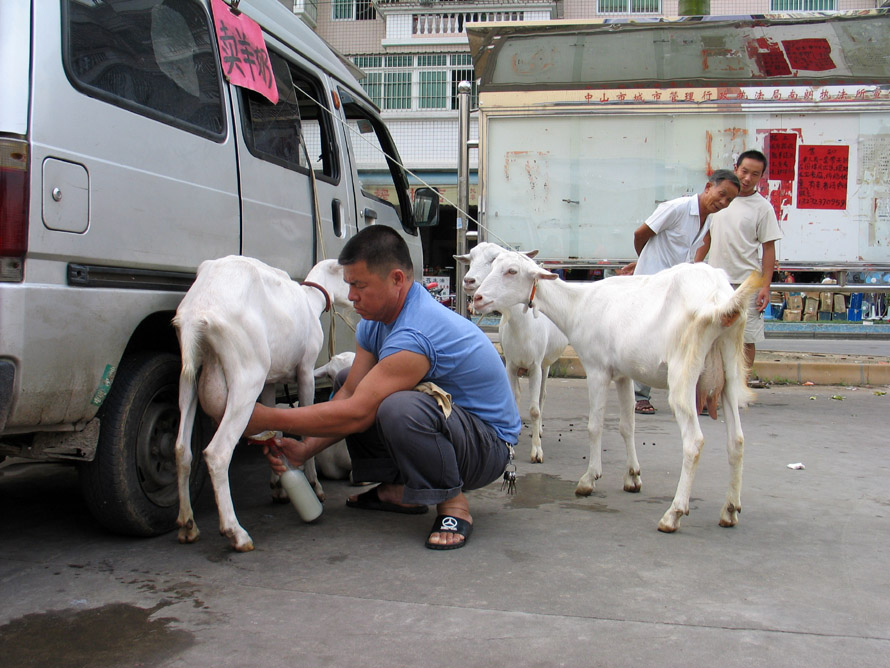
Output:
[303,281,331,312]
[527,279,538,309]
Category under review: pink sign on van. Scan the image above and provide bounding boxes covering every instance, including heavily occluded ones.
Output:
[210,0,278,104]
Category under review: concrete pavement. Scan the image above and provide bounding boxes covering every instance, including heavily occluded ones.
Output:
[1,380,889,667]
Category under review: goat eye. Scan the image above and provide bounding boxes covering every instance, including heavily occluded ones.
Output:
[508,268,518,275]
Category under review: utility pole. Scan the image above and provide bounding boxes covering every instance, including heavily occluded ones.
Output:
[456,80,472,317]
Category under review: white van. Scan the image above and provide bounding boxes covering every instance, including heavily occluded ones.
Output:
[0,0,438,536]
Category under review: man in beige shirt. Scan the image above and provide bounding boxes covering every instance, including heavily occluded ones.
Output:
[695,150,784,387]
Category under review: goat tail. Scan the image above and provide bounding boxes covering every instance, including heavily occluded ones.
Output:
[173,313,208,383]
[717,271,761,329]
[680,271,760,416]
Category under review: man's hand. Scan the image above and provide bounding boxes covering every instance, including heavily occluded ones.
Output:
[755,286,770,312]
[263,437,310,474]
[616,261,636,276]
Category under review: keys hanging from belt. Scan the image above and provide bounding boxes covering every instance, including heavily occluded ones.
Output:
[501,444,517,495]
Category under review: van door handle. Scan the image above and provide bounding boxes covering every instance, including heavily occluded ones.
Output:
[331,199,343,237]
[361,207,377,223]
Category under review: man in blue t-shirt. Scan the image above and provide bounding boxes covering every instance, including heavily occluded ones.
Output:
[247,225,520,550]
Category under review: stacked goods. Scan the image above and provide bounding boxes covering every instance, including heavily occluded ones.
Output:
[783,294,803,322]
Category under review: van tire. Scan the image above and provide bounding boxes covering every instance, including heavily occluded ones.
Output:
[79,352,209,537]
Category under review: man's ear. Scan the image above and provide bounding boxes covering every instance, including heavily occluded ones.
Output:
[391,268,408,286]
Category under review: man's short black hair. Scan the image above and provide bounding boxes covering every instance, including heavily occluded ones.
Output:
[736,149,768,171]
[709,168,741,191]
[338,225,414,279]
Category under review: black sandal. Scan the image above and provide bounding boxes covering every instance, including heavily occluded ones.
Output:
[425,514,473,550]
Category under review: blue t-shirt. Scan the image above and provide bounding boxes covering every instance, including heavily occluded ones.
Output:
[356,282,521,444]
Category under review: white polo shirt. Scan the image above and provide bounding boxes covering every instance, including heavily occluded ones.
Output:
[634,195,710,276]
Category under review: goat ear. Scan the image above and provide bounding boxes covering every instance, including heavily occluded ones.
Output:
[453,254,470,264]
[536,268,558,281]
[524,249,540,259]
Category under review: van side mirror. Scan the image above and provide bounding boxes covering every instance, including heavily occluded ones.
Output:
[412,187,439,227]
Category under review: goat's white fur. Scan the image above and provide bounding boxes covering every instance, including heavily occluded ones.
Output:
[310,352,356,480]
[473,251,757,532]
[173,256,350,551]
[455,243,568,463]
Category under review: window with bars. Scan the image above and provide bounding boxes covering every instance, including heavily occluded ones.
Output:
[353,53,478,111]
[383,55,412,110]
[332,0,376,20]
[450,54,477,110]
[419,54,448,109]
[770,0,837,9]
[597,0,661,13]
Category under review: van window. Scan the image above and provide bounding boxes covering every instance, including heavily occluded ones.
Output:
[341,91,410,226]
[242,50,338,182]
[63,0,225,139]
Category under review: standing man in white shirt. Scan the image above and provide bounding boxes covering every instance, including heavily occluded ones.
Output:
[695,149,783,388]
[631,168,740,414]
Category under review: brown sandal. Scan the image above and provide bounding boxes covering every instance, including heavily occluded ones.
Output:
[635,400,656,414]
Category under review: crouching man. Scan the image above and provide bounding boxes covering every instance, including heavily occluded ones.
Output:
[245,225,520,550]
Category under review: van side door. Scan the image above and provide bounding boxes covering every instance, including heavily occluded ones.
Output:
[236,46,352,278]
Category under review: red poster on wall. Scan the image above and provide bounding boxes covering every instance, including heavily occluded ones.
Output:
[782,38,836,72]
[210,0,278,104]
[796,145,849,210]
[767,132,797,181]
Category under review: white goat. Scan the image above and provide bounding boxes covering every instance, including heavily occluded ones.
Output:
[454,243,568,463]
[311,351,355,480]
[473,251,757,532]
[173,256,350,552]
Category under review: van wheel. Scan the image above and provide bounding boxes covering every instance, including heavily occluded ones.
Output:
[79,352,210,536]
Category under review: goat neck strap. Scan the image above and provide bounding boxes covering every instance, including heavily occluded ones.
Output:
[527,280,538,309]
[302,281,331,313]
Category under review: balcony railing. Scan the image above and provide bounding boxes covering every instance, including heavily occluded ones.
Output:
[378,2,556,45]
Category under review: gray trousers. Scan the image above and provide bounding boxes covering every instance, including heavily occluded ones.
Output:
[335,371,510,506]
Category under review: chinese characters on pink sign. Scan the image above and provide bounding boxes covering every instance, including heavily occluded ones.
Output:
[767,132,797,181]
[210,0,278,104]
[797,145,849,210]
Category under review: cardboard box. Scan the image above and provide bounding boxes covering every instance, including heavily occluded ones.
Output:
[787,295,803,310]
[804,291,821,300]
[833,294,846,312]
[770,291,785,304]
[819,293,833,312]
[818,311,832,321]
[803,313,817,322]
[783,309,802,322]
[804,297,819,315]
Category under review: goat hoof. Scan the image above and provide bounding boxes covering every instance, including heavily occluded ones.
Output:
[177,528,200,544]
[234,540,255,553]
[719,504,740,527]
[177,519,200,544]
[574,484,593,497]
[657,510,682,533]
[657,520,679,533]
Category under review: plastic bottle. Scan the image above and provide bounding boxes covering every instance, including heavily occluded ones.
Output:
[278,455,324,523]
[250,431,323,523]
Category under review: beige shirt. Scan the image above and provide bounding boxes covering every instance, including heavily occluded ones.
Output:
[707,192,783,284]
